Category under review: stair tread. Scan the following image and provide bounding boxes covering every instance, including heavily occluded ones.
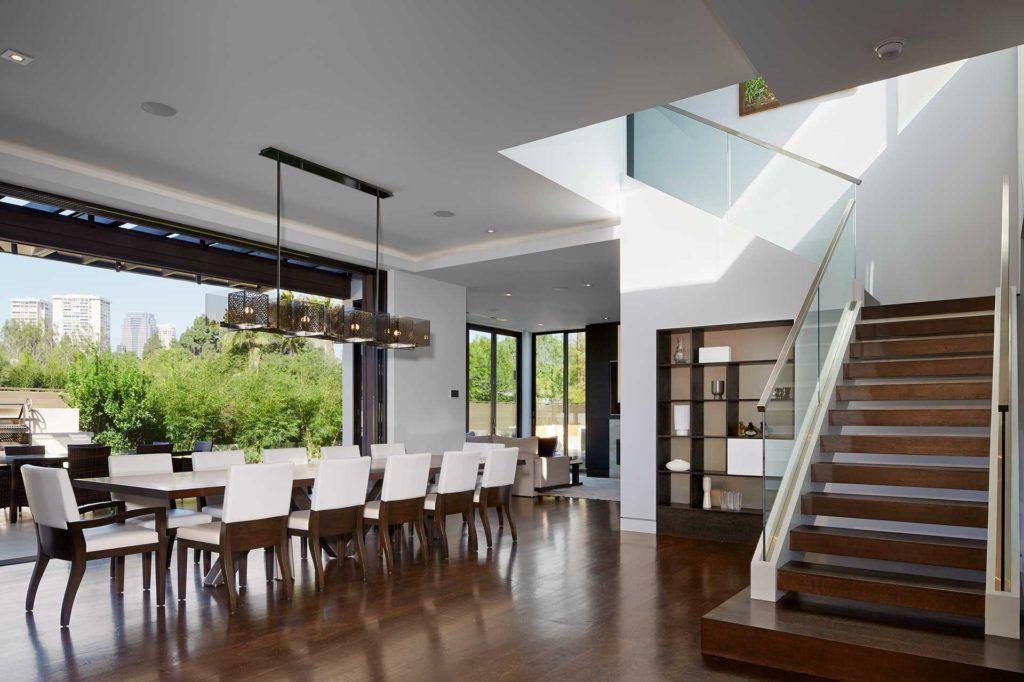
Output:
[791,524,986,550]
[812,462,988,490]
[836,381,991,401]
[844,356,992,379]
[820,434,989,456]
[780,561,984,594]
[829,408,989,427]
[856,315,994,340]
[860,297,994,320]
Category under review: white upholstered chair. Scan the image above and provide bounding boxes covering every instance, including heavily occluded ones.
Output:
[262,447,309,465]
[22,465,167,627]
[108,453,212,567]
[369,443,406,459]
[363,452,431,574]
[476,448,519,547]
[320,445,362,460]
[423,451,480,558]
[288,457,371,589]
[191,450,246,518]
[175,462,295,612]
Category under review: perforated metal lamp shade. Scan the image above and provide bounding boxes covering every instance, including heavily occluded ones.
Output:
[208,290,271,330]
[412,318,431,348]
[279,298,326,336]
[340,307,377,343]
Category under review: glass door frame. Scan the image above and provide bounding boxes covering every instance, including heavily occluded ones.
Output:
[531,328,585,456]
[466,324,522,437]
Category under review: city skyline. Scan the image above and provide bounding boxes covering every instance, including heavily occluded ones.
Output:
[0,251,232,349]
[121,311,158,357]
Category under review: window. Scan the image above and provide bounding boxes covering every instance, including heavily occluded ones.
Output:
[533,330,586,458]
[466,326,520,437]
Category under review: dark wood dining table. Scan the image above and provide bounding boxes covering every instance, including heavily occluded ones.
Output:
[72,454,524,585]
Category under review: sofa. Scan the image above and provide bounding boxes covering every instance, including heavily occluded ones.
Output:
[465,435,571,497]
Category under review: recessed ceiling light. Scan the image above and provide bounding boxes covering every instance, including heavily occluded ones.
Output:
[537,323,544,327]
[119,223,137,230]
[141,101,178,117]
[166,233,180,239]
[583,282,592,287]
[58,209,76,216]
[486,228,495,234]
[496,317,509,322]
[553,286,567,292]
[2,49,33,65]
[433,210,455,218]
[603,316,610,321]
[504,292,512,297]
[874,38,906,61]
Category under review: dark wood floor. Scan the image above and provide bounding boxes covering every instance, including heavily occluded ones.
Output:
[1,496,788,680]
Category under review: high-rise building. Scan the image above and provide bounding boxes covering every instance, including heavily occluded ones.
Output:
[121,312,158,357]
[157,323,177,349]
[52,294,111,350]
[9,298,51,327]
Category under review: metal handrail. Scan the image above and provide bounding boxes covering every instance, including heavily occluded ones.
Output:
[993,177,1011,590]
[757,197,857,412]
[661,104,862,186]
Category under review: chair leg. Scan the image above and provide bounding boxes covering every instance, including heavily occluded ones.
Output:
[142,552,152,591]
[276,535,293,598]
[264,547,275,581]
[177,542,188,601]
[464,509,478,551]
[309,533,325,591]
[165,531,176,569]
[380,523,395,575]
[25,553,49,612]
[413,516,429,564]
[436,509,448,557]
[110,557,116,577]
[60,559,86,627]
[193,547,200,564]
[479,505,493,548]
[156,541,167,606]
[237,552,248,588]
[202,550,211,574]
[354,519,368,580]
[114,556,126,593]
[221,549,238,613]
[503,503,518,542]
[497,505,505,527]
[299,536,307,559]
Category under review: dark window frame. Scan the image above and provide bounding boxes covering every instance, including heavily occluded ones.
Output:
[466,324,522,438]
[531,328,585,456]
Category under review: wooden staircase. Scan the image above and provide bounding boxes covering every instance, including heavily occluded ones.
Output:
[779,295,993,618]
[701,296,1018,678]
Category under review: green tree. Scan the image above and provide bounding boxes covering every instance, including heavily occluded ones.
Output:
[65,351,160,452]
[176,316,222,356]
[142,334,164,358]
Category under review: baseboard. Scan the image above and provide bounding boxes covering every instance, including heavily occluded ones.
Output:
[620,517,656,534]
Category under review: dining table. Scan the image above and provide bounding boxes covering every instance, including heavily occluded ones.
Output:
[72,454,525,586]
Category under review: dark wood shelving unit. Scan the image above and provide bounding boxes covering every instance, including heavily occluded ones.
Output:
[654,319,793,542]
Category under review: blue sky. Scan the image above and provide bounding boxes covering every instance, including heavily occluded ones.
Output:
[0,252,233,348]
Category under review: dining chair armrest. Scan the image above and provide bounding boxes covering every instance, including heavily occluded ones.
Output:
[77,500,127,516]
[69,506,167,532]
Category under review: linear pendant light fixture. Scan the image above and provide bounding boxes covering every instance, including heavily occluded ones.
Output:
[205,147,429,349]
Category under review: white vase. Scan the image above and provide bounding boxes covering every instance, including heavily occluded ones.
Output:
[702,476,712,510]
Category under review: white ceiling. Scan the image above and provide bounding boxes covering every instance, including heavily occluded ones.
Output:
[0,0,751,258]
[425,240,619,331]
[708,0,1024,104]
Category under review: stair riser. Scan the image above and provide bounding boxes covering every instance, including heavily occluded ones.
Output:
[850,336,993,359]
[856,316,994,340]
[811,463,988,490]
[829,410,989,427]
[844,358,992,379]
[789,531,986,570]
[777,569,985,617]
[860,297,994,320]
[836,383,992,401]
[802,496,987,527]
[820,435,989,457]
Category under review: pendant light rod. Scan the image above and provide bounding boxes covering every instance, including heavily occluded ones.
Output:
[374,191,381,314]
[259,147,393,199]
[276,158,282,321]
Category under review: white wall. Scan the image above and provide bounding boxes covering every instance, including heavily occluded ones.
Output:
[387,270,467,453]
[619,183,814,533]
[675,48,1019,304]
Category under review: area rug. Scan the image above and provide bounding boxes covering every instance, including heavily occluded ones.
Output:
[542,476,620,501]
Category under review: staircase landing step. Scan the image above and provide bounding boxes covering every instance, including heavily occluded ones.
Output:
[701,588,1022,680]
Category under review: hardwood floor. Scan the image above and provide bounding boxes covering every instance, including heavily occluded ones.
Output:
[1,497,785,680]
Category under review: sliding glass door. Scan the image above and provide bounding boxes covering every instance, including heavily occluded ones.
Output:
[534,330,586,458]
[467,326,520,437]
